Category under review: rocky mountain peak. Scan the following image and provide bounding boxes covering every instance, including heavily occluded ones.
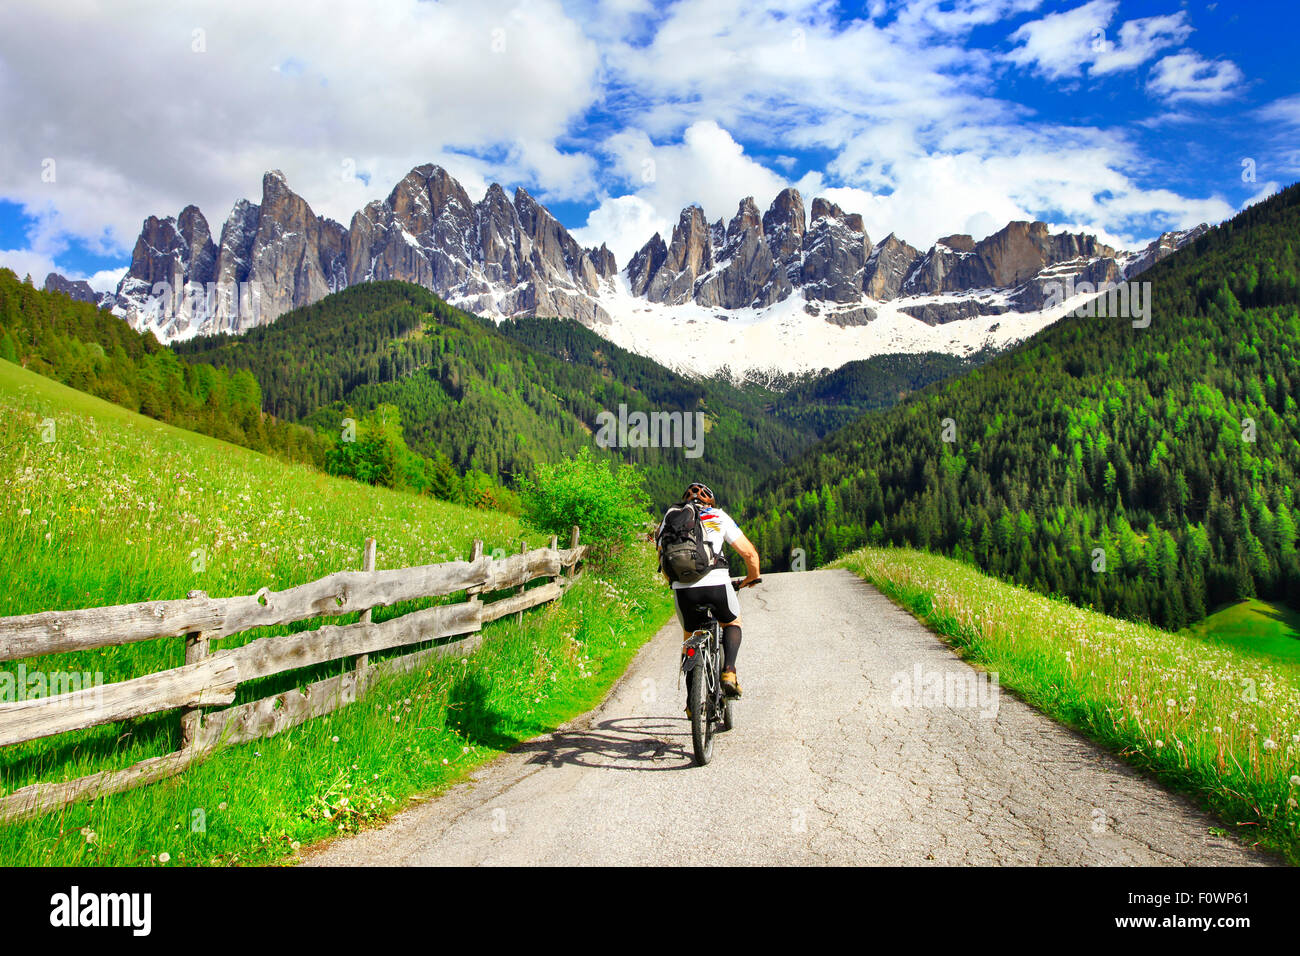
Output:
[810,197,866,234]
[727,197,764,241]
[43,272,102,305]
[105,164,1206,362]
[763,188,806,237]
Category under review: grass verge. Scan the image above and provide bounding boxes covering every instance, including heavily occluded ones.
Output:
[834,546,1300,865]
[0,554,670,866]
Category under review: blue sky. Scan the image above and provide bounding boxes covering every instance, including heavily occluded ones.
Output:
[0,0,1296,291]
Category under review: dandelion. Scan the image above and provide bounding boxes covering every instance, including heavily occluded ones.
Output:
[1290,775,1300,787]
[1263,739,1277,751]
[332,736,339,743]
[218,802,227,811]
[158,852,171,864]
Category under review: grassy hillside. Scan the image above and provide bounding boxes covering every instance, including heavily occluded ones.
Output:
[749,183,1300,630]
[837,547,1300,864]
[0,357,672,864]
[0,268,328,468]
[1182,599,1300,667]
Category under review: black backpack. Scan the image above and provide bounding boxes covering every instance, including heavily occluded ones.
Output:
[658,502,720,584]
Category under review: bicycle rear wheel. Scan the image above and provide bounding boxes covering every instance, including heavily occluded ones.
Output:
[721,696,734,732]
[688,663,713,765]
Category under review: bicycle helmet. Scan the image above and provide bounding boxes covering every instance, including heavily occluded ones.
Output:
[683,482,715,506]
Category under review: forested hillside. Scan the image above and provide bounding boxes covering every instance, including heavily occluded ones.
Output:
[176,284,825,508]
[0,269,327,466]
[746,183,1300,630]
[769,350,992,435]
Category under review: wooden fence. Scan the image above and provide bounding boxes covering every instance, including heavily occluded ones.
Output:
[0,527,586,823]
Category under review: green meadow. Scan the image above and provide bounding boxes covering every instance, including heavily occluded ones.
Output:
[0,358,672,865]
[1182,599,1300,668]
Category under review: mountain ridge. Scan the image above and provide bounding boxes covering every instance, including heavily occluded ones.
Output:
[56,164,1207,375]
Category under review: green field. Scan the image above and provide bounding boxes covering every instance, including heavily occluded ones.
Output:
[1182,599,1300,668]
[836,546,1300,865]
[0,357,673,865]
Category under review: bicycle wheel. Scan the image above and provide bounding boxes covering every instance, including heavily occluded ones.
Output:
[688,662,713,765]
[721,695,734,732]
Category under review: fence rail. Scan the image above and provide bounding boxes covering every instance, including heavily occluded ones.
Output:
[0,527,585,823]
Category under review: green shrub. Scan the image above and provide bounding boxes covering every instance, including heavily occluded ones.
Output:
[517,448,650,565]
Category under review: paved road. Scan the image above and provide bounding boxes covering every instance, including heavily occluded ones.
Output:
[304,569,1272,866]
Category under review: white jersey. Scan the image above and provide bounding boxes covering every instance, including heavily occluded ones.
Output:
[664,505,742,590]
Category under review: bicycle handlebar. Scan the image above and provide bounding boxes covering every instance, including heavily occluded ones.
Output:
[731,576,761,591]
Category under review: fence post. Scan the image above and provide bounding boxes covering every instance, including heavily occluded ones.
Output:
[516,540,527,624]
[180,589,210,751]
[468,539,484,597]
[354,537,377,677]
[569,525,580,579]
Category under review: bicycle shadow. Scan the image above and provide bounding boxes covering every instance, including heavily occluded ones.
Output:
[513,715,707,772]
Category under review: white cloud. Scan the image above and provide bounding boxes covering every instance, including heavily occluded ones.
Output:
[1147,52,1245,103]
[1258,93,1300,127]
[897,0,1044,35]
[1006,1,1190,80]
[1092,13,1192,75]
[1006,0,1117,79]
[0,0,601,262]
[86,267,128,293]
[570,195,667,265]
[0,248,56,283]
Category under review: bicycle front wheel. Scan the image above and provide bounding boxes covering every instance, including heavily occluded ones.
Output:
[687,663,713,765]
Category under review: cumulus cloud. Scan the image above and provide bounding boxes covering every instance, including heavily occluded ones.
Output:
[0,247,56,284]
[0,0,600,264]
[570,195,667,265]
[1147,52,1245,103]
[1006,0,1191,80]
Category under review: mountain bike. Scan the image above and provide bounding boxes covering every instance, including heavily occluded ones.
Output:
[681,577,760,766]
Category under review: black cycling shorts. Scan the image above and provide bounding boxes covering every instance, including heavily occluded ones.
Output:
[673,583,740,633]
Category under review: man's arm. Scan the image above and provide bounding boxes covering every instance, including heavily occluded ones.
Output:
[730,532,761,587]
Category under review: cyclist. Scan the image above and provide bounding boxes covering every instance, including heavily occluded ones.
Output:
[656,482,760,697]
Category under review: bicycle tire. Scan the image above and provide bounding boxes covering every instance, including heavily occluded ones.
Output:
[688,662,713,765]
[721,695,734,732]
